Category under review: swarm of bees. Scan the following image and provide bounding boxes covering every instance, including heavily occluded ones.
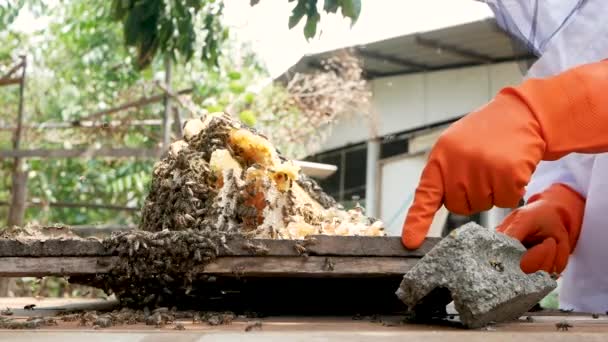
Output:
[81,112,386,310]
[0,316,57,329]
[75,229,233,308]
[140,112,385,240]
[56,308,237,330]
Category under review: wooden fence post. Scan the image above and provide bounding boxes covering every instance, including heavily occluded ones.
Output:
[3,55,27,297]
[7,55,27,228]
[161,55,172,151]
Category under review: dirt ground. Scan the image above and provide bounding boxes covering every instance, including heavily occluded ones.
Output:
[0,298,606,341]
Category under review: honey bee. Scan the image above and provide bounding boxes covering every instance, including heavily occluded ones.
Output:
[294,243,308,256]
[555,320,573,331]
[245,321,262,332]
[489,259,504,272]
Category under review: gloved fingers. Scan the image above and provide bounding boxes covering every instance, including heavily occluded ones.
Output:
[491,160,527,208]
[553,229,572,274]
[523,220,570,271]
[466,167,494,213]
[520,238,557,274]
[496,208,520,233]
[401,160,444,249]
[444,181,472,215]
[500,211,535,242]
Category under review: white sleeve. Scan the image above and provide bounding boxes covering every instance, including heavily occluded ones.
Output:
[525,154,594,201]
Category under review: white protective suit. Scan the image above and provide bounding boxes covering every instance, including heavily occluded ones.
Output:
[481,0,608,312]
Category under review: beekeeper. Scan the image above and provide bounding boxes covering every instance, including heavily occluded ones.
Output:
[401,0,608,312]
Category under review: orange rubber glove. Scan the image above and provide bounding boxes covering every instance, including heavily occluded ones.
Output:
[402,59,608,249]
[496,183,585,275]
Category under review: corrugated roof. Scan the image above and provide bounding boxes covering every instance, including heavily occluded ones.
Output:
[278,18,536,81]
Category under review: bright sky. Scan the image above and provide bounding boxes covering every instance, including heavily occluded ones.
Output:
[12,0,494,77]
[222,0,493,77]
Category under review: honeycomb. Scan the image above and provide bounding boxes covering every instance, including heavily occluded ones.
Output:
[139,112,385,239]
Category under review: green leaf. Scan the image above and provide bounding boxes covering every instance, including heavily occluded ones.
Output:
[229,80,245,94]
[206,105,224,113]
[123,11,139,45]
[323,0,339,13]
[304,9,320,39]
[137,0,161,21]
[288,0,307,29]
[340,0,361,24]
[228,71,241,80]
[239,110,257,127]
[244,92,255,104]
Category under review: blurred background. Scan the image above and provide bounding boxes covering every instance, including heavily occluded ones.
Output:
[0,0,534,248]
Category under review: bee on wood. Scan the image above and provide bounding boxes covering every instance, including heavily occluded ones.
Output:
[303,236,318,245]
[23,304,36,310]
[245,321,262,332]
[232,266,245,279]
[555,320,573,331]
[294,243,308,257]
[525,316,534,322]
[323,257,335,271]
[592,313,600,319]
[242,241,269,255]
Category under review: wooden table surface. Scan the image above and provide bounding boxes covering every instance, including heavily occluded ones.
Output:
[0,297,606,341]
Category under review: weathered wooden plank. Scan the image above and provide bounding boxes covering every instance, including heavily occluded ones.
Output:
[0,147,161,159]
[0,77,21,86]
[0,236,440,257]
[0,239,109,257]
[226,235,439,257]
[203,256,418,278]
[76,88,192,122]
[0,256,417,278]
[0,257,118,277]
[0,200,139,211]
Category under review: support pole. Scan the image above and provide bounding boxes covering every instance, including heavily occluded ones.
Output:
[3,55,27,297]
[7,55,27,228]
[365,105,381,218]
[161,55,172,151]
[173,106,183,138]
[365,138,380,217]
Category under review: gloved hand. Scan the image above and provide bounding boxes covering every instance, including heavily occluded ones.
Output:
[497,183,585,275]
[402,59,608,249]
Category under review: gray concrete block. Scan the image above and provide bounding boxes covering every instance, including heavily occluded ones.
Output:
[396,222,557,328]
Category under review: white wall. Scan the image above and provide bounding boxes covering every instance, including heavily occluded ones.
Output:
[379,153,427,236]
[317,61,525,236]
[378,130,449,237]
[319,61,523,151]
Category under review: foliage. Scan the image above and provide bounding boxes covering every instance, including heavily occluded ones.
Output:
[0,0,162,226]
[109,0,362,68]
[227,50,371,158]
[110,0,227,69]
[272,0,362,39]
[0,0,368,228]
[2,0,362,68]
[0,0,47,30]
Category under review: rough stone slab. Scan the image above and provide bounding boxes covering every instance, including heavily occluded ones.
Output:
[396,222,557,329]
